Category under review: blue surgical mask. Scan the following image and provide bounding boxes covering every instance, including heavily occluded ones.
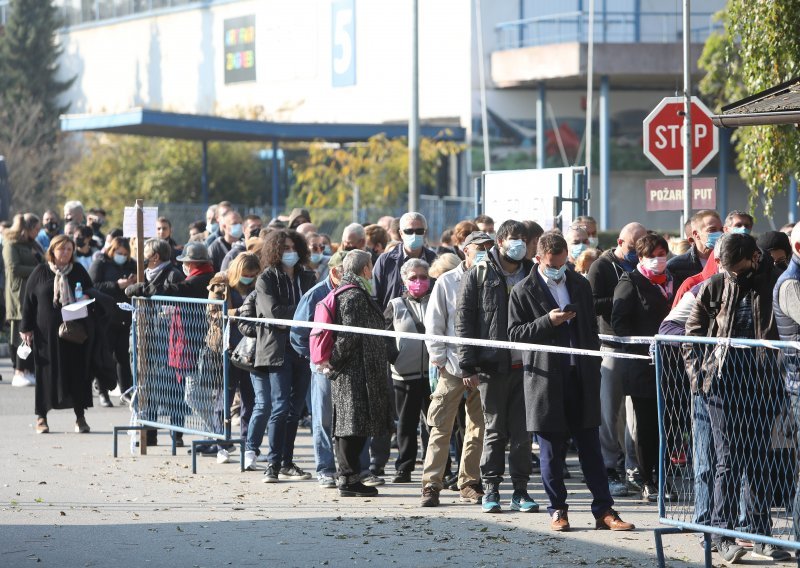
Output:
[473,250,487,265]
[323,245,333,256]
[310,252,324,264]
[239,276,255,285]
[503,239,526,261]
[543,264,568,281]
[730,227,751,235]
[208,222,219,234]
[705,231,723,249]
[402,233,424,250]
[113,253,128,266]
[229,223,244,239]
[624,250,639,266]
[282,251,299,268]
[571,243,588,259]
[588,236,599,248]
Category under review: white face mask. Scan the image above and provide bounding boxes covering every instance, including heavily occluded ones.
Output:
[642,256,668,274]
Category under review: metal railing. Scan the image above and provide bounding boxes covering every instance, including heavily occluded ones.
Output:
[654,334,800,566]
[55,0,206,28]
[495,10,722,51]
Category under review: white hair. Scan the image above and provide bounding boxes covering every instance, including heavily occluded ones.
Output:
[342,223,365,241]
[399,212,427,231]
[400,258,429,280]
[63,200,84,214]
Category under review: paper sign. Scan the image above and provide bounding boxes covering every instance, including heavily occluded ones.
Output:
[123,206,158,238]
[61,298,95,321]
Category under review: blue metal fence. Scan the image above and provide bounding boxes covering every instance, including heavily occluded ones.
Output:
[654,334,800,566]
[113,295,244,473]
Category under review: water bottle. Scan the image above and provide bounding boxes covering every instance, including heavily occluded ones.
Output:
[75,282,83,300]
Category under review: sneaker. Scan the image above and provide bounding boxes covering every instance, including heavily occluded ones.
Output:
[119,393,132,405]
[421,485,440,507]
[318,475,337,488]
[262,464,279,483]
[361,473,385,487]
[98,390,113,408]
[12,371,33,387]
[482,487,502,513]
[279,463,312,480]
[35,417,49,434]
[392,470,412,483]
[23,371,36,386]
[339,481,378,497]
[243,450,260,471]
[751,542,791,561]
[663,483,679,502]
[626,468,644,491]
[216,449,231,464]
[698,536,718,552]
[75,417,90,433]
[734,539,753,549]
[607,469,629,497]
[716,539,745,564]
[459,484,484,504]
[642,482,658,502]
[510,490,540,513]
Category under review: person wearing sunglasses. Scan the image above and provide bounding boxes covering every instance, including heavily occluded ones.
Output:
[372,212,437,311]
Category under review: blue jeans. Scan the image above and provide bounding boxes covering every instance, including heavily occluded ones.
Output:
[310,368,335,477]
[692,393,715,525]
[246,371,272,454]
[267,348,311,467]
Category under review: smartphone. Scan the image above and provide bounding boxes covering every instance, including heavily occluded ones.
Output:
[563,303,578,313]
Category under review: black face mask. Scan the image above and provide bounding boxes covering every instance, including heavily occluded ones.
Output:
[75,237,86,248]
[45,222,59,233]
[776,260,789,271]
[90,221,100,231]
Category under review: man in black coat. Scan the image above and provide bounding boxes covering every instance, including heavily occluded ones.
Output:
[455,219,537,514]
[508,232,634,533]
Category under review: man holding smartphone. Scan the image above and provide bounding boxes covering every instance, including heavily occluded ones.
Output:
[508,232,634,532]
[455,219,538,514]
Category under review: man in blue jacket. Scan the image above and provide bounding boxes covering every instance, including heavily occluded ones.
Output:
[290,251,346,488]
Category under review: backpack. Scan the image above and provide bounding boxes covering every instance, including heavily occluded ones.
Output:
[310,284,357,365]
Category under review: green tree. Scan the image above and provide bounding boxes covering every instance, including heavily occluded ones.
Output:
[59,135,269,226]
[289,133,463,210]
[699,0,800,214]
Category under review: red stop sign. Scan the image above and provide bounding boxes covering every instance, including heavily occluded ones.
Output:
[642,96,719,176]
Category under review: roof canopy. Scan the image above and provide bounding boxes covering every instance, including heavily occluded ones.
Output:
[713,76,800,127]
[59,108,466,143]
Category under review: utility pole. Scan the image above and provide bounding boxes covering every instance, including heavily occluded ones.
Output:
[682,0,692,228]
[408,0,420,212]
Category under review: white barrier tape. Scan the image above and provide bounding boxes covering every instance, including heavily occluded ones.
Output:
[229,315,652,361]
[598,334,655,345]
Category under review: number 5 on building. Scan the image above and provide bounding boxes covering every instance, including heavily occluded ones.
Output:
[332,0,356,87]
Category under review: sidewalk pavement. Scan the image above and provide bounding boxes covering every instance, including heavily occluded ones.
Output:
[0,357,715,567]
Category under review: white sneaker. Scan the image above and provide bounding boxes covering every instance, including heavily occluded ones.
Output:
[244,450,263,471]
[22,371,35,386]
[217,449,231,464]
[11,372,32,387]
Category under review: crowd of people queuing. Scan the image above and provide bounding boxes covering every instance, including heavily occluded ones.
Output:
[6,197,800,563]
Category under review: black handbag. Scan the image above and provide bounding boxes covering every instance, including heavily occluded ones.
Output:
[230,335,257,372]
[58,320,88,344]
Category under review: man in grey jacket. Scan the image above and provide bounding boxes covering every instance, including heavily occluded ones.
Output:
[419,231,490,507]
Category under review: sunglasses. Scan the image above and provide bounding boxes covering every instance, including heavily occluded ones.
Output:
[402,228,425,235]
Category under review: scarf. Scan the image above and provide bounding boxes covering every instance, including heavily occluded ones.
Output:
[145,260,172,282]
[49,262,75,307]
[187,263,215,279]
[637,264,673,299]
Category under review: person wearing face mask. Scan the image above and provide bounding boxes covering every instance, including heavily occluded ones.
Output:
[89,237,137,406]
[383,258,434,483]
[473,214,495,240]
[63,200,85,227]
[667,209,723,290]
[723,209,754,236]
[305,233,331,283]
[36,210,61,251]
[86,208,106,249]
[73,225,98,272]
[573,216,601,250]
[205,201,232,246]
[373,212,438,311]
[420,231,491,507]
[219,216,263,271]
[208,210,244,272]
[565,225,590,266]
[455,219,537,514]
[758,230,792,276]
[685,233,786,563]
[586,222,646,497]
[611,234,675,503]
[253,229,317,483]
[507,231,635,533]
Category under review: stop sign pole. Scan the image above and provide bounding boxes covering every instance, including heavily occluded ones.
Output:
[683,0,691,228]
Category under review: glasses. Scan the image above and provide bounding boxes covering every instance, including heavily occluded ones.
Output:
[406,275,428,281]
[402,228,425,235]
[309,244,324,252]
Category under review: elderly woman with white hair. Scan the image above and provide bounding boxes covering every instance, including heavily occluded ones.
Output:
[328,250,392,497]
[383,257,434,483]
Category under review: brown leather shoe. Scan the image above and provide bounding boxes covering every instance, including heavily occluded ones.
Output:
[421,485,440,507]
[459,484,484,504]
[551,509,570,531]
[595,508,635,531]
[36,417,49,434]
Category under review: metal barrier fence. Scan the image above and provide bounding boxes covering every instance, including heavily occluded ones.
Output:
[113,295,244,473]
[654,334,800,566]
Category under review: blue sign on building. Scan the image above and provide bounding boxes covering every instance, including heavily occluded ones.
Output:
[331,0,356,87]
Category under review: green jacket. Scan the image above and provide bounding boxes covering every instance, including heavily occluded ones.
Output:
[4,238,41,321]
